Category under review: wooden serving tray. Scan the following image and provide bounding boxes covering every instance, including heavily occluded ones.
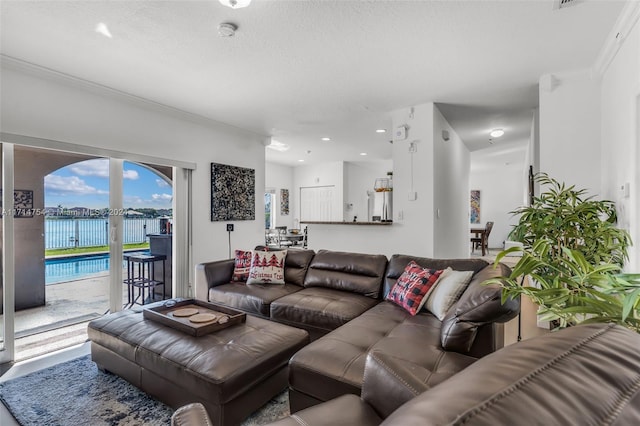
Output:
[143,299,246,337]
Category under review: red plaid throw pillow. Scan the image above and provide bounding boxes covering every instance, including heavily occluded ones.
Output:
[232,249,253,282]
[386,261,444,316]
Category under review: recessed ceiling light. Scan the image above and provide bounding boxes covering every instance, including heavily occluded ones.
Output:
[360,152,368,156]
[298,159,305,162]
[95,22,113,38]
[375,129,386,133]
[490,129,505,138]
[321,137,331,141]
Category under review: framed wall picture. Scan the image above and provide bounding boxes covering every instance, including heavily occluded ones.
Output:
[0,189,34,218]
[470,190,480,224]
[210,163,255,221]
[280,189,289,215]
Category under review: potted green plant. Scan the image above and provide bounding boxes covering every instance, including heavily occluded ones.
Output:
[487,173,639,332]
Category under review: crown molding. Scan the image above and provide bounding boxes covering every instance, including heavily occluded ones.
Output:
[0,54,265,139]
[592,1,640,78]
[0,132,197,170]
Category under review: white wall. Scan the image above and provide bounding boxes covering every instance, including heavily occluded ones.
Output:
[307,103,470,258]
[295,159,398,257]
[293,161,344,222]
[539,69,602,195]
[344,160,392,222]
[599,11,640,270]
[537,3,640,270]
[265,162,294,230]
[469,166,524,249]
[433,107,470,258]
[305,103,436,257]
[469,115,531,251]
[390,103,437,256]
[0,62,266,268]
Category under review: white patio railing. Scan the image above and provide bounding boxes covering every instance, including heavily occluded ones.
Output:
[45,218,162,249]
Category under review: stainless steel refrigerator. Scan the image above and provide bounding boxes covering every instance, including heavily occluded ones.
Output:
[368,191,392,222]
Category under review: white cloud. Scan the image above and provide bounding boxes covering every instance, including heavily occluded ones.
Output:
[156,179,170,188]
[70,159,108,177]
[123,169,139,180]
[45,174,108,196]
[152,193,173,202]
[70,159,139,180]
[124,194,172,208]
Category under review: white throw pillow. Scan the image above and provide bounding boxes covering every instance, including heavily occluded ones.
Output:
[246,250,287,284]
[424,268,474,320]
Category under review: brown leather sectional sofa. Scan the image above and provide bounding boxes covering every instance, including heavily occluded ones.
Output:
[173,323,640,425]
[195,249,520,412]
[266,322,640,426]
[196,249,387,340]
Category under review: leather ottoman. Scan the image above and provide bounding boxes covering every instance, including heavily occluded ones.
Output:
[88,308,309,426]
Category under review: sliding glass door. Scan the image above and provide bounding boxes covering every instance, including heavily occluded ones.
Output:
[0,134,194,365]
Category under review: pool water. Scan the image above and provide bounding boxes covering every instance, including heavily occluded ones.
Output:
[45,253,130,285]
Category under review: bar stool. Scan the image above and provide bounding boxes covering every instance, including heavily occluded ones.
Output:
[123,252,167,307]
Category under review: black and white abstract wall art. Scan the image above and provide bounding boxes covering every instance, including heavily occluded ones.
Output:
[210,163,255,221]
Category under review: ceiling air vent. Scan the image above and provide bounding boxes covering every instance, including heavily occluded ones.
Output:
[553,0,583,10]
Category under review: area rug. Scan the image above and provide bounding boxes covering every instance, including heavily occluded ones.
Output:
[0,355,289,425]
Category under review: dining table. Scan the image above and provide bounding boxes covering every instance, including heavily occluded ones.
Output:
[280,232,304,246]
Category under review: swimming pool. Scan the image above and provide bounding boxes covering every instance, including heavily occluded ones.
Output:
[45,253,136,285]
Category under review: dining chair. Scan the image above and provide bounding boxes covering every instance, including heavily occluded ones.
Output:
[471,221,493,255]
[265,229,280,248]
[301,227,308,249]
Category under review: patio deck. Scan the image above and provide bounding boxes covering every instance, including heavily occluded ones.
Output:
[11,271,150,361]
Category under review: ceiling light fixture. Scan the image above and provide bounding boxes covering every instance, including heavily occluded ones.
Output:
[219,0,252,9]
[360,153,368,156]
[375,129,386,133]
[490,129,505,138]
[218,23,237,37]
[321,137,331,141]
[298,159,305,162]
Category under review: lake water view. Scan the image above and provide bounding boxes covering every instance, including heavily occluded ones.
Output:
[45,218,162,249]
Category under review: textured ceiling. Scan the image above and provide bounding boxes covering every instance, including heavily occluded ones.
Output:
[0,0,626,166]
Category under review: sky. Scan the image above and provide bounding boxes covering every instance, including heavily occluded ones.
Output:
[44,159,173,209]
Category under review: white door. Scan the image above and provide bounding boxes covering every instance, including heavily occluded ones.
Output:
[300,186,335,221]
